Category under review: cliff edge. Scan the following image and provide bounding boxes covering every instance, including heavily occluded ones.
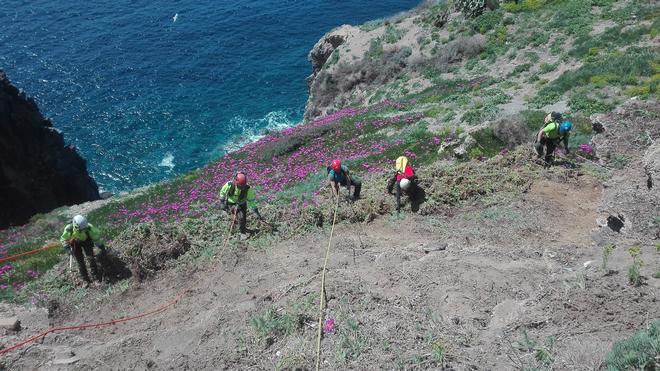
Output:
[0,71,99,228]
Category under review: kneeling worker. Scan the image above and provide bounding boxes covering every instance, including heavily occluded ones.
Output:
[387,155,417,212]
[327,159,362,202]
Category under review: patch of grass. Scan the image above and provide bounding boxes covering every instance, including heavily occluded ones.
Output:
[627,246,643,287]
[514,327,555,366]
[609,154,630,170]
[568,93,615,116]
[548,0,594,36]
[471,10,504,34]
[359,19,384,32]
[472,127,507,158]
[501,0,550,12]
[570,25,652,59]
[601,245,615,271]
[324,50,340,69]
[532,48,656,107]
[250,296,315,340]
[510,63,531,77]
[383,24,405,44]
[526,32,549,47]
[366,38,384,60]
[431,337,446,364]
[539,62,557,74]
[336,318,368,363]
[605,320,660,370]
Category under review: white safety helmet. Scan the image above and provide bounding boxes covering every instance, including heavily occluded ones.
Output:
[400,178,411,191]
[72,215,88,229]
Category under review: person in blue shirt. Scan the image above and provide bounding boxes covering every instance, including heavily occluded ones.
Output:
[327,159,361,201]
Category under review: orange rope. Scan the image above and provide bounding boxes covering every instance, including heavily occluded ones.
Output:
[0,244,59,264]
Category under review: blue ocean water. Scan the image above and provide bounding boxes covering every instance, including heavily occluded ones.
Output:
[0,0,420,192]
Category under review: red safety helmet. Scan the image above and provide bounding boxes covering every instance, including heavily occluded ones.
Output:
[235,172,247,186]
[331,159,342,172]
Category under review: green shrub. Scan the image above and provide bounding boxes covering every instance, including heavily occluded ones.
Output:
[539,63,557,74]
[568,93,614,115]
[527,32,549,47]
[472,127,506,157]
[366,38,384,59]
[360,19,384,32]
[510,63,532,76]
[383,24,405,44]
[548,0,594,36]
[605,320,660,370]
[501,0,548,12]
[471,9,503,33]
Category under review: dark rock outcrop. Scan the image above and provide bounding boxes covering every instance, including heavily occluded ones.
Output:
[0,71,99,228]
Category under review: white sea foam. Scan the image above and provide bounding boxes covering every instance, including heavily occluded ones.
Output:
[159,153,175,171]
[221,110,298,153]
[173,13,178,22]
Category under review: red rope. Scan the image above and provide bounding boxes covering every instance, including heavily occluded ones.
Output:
[0,289,187,355]
[1,214,238,357]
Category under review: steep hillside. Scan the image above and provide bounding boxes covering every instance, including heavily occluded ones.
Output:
[1,0,659,369]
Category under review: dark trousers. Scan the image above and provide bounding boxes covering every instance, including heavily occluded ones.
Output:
[228,202,248,233]
[535,137,558,163]
[387,177,414,211]
[72,239,100,283]
[338,178,362,199]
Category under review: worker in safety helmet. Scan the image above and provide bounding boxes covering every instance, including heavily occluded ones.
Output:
[535,112,573,164]
[60,215,105,285]
[219,172,263,233]
[327,159,362,201]
[387,156,418,212]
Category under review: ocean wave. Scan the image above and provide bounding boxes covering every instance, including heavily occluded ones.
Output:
[221,110,299,154]
[158,153,175,171]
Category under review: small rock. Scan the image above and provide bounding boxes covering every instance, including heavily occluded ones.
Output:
[583,261,593,269]
[423,244,447,253]
[0,317,20,331]
[53,357,79,365]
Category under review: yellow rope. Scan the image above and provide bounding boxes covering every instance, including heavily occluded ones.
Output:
[216,207,238,261]
[315,197,339,371]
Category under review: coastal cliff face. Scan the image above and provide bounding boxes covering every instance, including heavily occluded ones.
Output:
[0,71,99,228]
[303,7,486,122]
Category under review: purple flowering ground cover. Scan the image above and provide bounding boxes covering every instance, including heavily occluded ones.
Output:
[101,100,436,226]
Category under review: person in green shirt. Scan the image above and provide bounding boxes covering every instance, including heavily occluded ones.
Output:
[219,172,263,234]
[60,215,105,285]
[535,112,572,163]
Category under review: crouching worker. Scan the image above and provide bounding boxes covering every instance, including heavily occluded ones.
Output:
[327,159,362,202]
[60,215,105,286]
[386,156,417,212]
[219,172,263,234]
[535,112,572,164]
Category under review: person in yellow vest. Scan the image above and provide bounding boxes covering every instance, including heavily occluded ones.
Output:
[219,172,263,234]
[60,215,105,285]
[535,112,572,163]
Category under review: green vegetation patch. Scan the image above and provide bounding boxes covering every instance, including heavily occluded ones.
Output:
[531,47,657,107]
[605,320,660,370]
